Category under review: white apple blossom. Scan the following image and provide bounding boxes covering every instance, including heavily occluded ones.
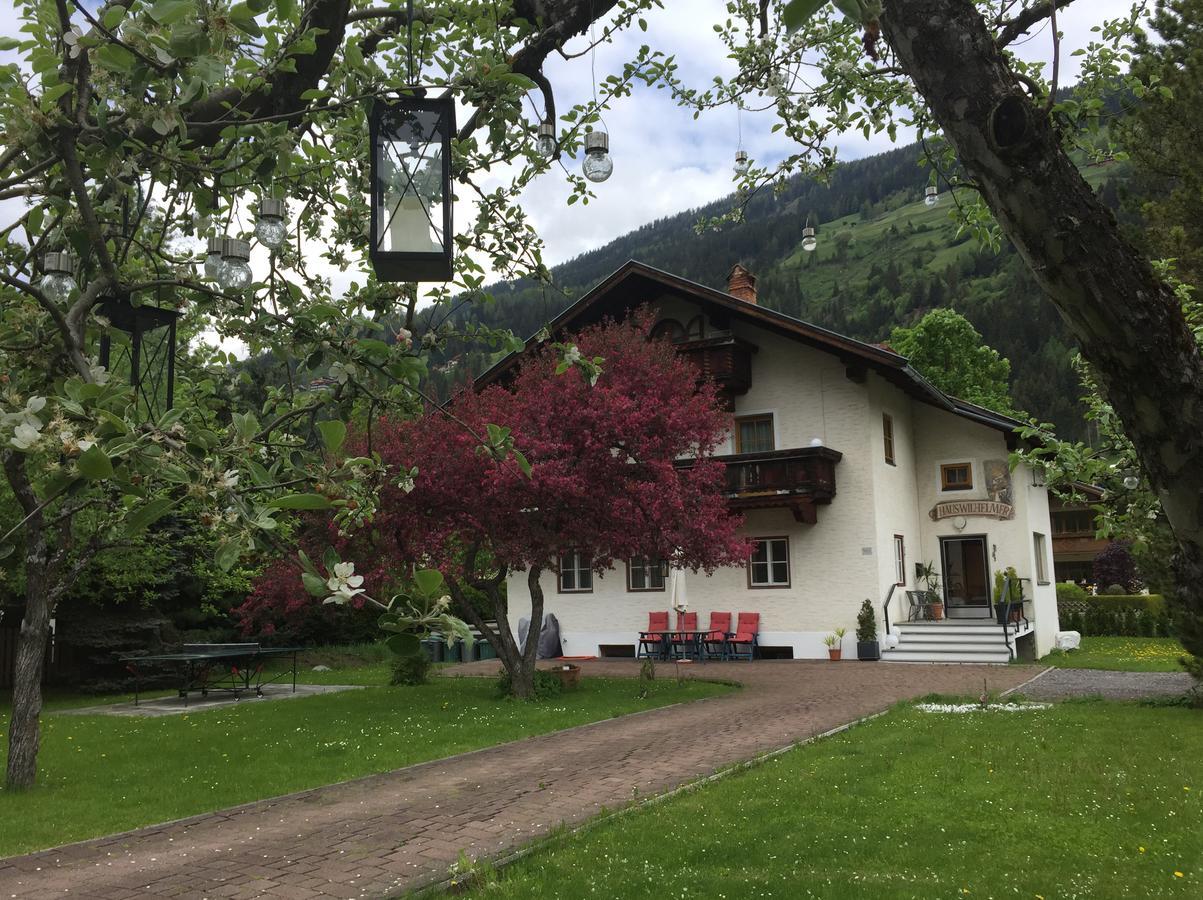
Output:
[11,422,42,450]
[325,561,365,604]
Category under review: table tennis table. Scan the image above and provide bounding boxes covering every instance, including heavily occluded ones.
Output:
[119,643,302,706]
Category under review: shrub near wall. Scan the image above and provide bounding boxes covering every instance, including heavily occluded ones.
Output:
[1056,586,1174,637]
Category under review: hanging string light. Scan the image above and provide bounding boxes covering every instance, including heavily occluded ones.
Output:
[925,185,940,207]
[38,251,78,302]
[582,19,613,183]
[734,102,749,175]
[801,214,817,252]
[203,236,226,280]
[255,199,288,250]
[217,238,252,291]
[537,121,556,158]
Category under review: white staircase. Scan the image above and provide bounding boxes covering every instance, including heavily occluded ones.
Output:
[881,620,1032,664]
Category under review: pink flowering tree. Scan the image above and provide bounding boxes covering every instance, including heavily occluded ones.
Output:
[367,314,750,698]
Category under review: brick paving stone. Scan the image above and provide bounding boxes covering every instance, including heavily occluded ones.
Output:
[0,660,1032,898]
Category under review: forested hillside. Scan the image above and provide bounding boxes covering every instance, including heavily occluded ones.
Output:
[427,141,1127,440]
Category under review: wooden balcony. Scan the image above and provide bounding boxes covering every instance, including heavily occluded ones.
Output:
[679,446,842,524]
[675,336,756,410]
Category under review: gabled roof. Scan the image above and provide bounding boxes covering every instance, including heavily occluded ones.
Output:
[475,260,1023,436]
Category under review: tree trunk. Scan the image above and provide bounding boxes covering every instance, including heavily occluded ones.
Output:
[446,569,543,699]
[6,543,51,789]
[881,0,1203,663]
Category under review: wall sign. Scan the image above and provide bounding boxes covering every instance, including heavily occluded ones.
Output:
[930,500,1014,521]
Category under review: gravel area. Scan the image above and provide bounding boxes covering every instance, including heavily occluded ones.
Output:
[1019,667,1197,701]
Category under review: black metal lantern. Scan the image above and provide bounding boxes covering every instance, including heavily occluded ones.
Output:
[368,94,455,282]
[98,298,179,422]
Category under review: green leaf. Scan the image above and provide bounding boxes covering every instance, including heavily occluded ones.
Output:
[215,541,241,572]
[228,3,264,38]
[93,42,135,74]
[413,568,445,597]
[385,633,421,657]
[101,6,128,29]
[149,0,194,26]
[302,571,328,598]
[77,446,114,481]
[316,419,347,454]
[125,498,175,535]
[783,0,828,32]
[322,546,340,574]
[0,37,21,51]
[511,450,532,477]
[268,492,332,510]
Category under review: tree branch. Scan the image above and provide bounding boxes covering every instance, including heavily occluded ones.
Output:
[996,0,1080,47]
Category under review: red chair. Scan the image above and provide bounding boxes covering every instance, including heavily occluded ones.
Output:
[670,611,699,660]
[638,611,670,659]
[702,612,733,660]
[728,612,760,661]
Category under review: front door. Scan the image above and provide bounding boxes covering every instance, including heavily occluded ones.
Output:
[940,536,991,616]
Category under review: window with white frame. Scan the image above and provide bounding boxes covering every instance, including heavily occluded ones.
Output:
[893,534,906,586]
[1034,532,1049,584]
[558,549,593,593]
[749,537,790,588]
[627,556,666,592]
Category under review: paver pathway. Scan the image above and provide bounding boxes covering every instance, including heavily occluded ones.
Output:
[1019,666,1197,701]
[0,660,1032,899]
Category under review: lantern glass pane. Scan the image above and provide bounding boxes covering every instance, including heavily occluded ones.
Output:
[375,105,447,256]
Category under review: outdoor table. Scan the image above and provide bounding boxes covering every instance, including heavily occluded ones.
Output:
[638,630,711,662]
[118,643,303,706]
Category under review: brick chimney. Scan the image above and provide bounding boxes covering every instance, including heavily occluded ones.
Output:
[726,263,758,304]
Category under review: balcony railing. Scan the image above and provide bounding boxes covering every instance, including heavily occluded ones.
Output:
[679,446,842,523]
[675,336,756,410]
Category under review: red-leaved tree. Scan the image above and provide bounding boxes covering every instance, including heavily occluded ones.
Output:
[365,313,749,697]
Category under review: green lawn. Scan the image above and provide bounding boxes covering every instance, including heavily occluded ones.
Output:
[0,672,731,858]
[1041,636,1189,672]
[462,701,1202,899]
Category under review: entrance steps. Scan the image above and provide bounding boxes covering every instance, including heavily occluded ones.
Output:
[881,620,1032,665]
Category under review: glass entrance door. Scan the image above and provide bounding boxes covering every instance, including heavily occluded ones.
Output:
[940,536,991,615]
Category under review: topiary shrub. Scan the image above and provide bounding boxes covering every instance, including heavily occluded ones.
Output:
[856,598,877,642]
[1056,582,1089,603]
[389,652,432,686]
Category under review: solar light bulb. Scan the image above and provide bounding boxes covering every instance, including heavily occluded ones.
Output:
[925,186,940,207]
[801,226,817,253]
[217,238,252,292]
[582,131,613,183]
[38,252,77,302]
[734,150,749,176]
[1123,475,1139,490]
[255,199,288,251]
[537,122,556,158]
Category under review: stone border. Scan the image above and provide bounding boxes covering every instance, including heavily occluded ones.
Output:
[999,665,1054,698]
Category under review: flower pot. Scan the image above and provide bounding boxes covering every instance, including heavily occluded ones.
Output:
[993,603,1010,625]
[827,648,842,661]
[857,640,880,661]
[550,663,580,690]
[928,602,945,621]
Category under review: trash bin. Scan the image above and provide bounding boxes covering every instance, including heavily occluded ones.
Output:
[421,638,444,663]
[475,640,497,661]
[444,640,463,663]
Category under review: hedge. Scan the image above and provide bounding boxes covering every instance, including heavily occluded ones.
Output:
[1056,593,1175,637]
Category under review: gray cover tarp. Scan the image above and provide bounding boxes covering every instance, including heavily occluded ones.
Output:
[517,613,563,659]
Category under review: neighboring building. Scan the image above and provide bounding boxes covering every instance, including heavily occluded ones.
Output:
[478,261,1060,662]
[1049,487,1107,584]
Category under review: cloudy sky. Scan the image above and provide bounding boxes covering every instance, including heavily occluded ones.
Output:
[0,1,1142,293]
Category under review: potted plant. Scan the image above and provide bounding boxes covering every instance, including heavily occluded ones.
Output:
[993,567,1024,625]
[856,599,880,660]
[917,561,944,620]
[823,627,846,661]
[551,662,580,690]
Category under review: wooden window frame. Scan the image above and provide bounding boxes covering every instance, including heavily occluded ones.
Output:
[940,462,973,492]
[557,549,593,594]
[1034,532,1050,585]
[882,413,896,466]
[735,413,775,454]
[748,536,791,589]
[893,534,906,586]
[626,556,666,592]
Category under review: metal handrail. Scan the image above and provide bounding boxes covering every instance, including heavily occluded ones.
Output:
[881,583,898,636]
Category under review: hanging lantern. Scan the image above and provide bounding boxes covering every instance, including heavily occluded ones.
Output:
[255,199,288,251]
[98,297,180,423]
[202,237,225,281]
[537,121,556,158]
[1122,472,1140,490]
[582,130,613,183]
[217,238,252,292]
[369,93,455,282]
[734,149,749,175]
[925,185,940,207]
[38,251,78,302]
[801,224,817,253]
